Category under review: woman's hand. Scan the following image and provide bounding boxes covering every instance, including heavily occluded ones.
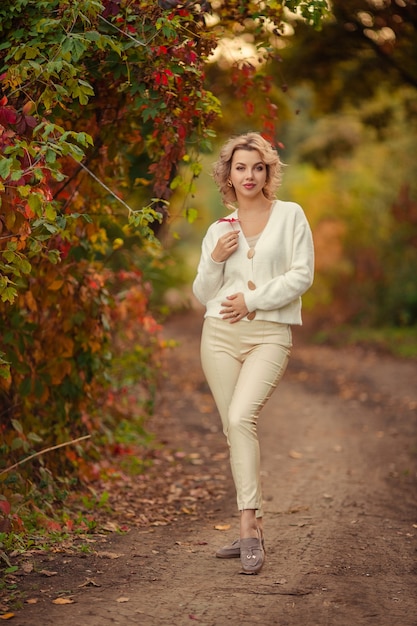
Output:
[220,292,249,323]
[211,230,240,263]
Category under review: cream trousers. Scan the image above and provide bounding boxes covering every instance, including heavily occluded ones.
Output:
[200,317,292,517]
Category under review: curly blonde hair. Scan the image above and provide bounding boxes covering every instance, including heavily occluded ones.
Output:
[212,132,283,205]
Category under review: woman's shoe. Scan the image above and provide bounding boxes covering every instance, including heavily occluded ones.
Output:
[216,538,241,559]
[240,529,265,575]
[216,536,265,559]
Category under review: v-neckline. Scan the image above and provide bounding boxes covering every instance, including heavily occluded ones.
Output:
[239,201,275,252]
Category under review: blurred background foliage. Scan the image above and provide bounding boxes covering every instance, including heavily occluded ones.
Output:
[0,0,416,534]
[172,0,417,344]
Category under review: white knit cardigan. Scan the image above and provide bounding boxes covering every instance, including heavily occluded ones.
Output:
[192,200,314,325]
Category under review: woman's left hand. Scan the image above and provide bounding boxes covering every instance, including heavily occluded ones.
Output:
[220,293,249,323]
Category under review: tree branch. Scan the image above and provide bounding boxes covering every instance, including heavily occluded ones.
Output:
[0,435,91,477]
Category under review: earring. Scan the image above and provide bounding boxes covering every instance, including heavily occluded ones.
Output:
[227,179,233,187]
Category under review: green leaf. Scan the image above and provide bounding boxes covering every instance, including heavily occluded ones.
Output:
[11,437,24,450]
[47,249,61,264]
[18,377,32,397]
[190,162,203,176]
[28,431,43,443]
[45,204,57,221]
[45,148,57,163]
[184,207,198,223]
[10,169,24,181]
[170,175,182,190]
[0,158,12,179]
[0,352,11,380]
[27,193,42,213]
[11,419,23,434]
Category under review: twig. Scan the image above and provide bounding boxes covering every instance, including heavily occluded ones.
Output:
[0,434,91,477]
[99,14,149,47]
[76,160,135,214]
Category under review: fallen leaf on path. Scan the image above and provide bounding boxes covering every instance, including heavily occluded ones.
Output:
[287,505,310,514]
[26,599,38,604]
[52,598,74,605]
[181,507,195,515]
[0,613,15,620]
[214,524,231,531]
[289,450,303,459]
[96,551,122,559]
[78,578,101,588]
[39,569,58,577]
[116,597,129,603]
[21,562,34,574]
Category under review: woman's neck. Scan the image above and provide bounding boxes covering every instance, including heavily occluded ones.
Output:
[237,194,272,216]
[238,198,272,216]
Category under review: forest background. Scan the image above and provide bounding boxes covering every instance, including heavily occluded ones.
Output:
[0,0,416,555]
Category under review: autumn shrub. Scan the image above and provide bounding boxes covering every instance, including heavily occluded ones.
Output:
[0,238,163,509]
[0,0,330,539]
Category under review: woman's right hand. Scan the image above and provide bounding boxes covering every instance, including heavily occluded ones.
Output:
[211,230,240,263]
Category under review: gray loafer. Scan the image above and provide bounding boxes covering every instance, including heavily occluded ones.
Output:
[240,531,265,575]
[215,536,265,559]
[216,538,241,559]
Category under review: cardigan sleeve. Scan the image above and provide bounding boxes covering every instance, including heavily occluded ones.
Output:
[244,216,314,313]
[192,228,225,305]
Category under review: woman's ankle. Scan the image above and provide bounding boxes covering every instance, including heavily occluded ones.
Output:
[240,509,258,538]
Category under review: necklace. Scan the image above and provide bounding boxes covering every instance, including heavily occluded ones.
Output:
[239,203,273,259]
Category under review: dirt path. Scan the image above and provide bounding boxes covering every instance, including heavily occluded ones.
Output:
[11,309,417,625]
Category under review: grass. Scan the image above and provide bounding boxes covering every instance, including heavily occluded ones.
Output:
[313,324,417,359]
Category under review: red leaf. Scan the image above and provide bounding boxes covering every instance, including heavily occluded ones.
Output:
[25,115,37,129]
[0,106,17,125]
[245,100,255,116]
[0,499,11,516]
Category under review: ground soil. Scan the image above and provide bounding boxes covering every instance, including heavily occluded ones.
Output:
[6,308,417,626]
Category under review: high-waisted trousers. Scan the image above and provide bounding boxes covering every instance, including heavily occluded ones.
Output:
[200,316,292,518]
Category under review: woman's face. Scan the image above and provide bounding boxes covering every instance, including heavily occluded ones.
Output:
[229,149,267,200]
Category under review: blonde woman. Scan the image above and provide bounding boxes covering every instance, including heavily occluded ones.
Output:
[193,132,314,574]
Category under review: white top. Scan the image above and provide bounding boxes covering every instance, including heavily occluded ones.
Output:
[192,200,314,325]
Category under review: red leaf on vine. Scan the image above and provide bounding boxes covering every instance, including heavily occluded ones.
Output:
[0,106,17,125]
[245,100,255,116]
[0,499,11,516]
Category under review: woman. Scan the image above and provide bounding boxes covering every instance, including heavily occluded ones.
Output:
[192,132,314,574]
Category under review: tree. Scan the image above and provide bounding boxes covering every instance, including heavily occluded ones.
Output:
[0,1,328,499]
[277,0,417,112]
[266,1,417,327]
